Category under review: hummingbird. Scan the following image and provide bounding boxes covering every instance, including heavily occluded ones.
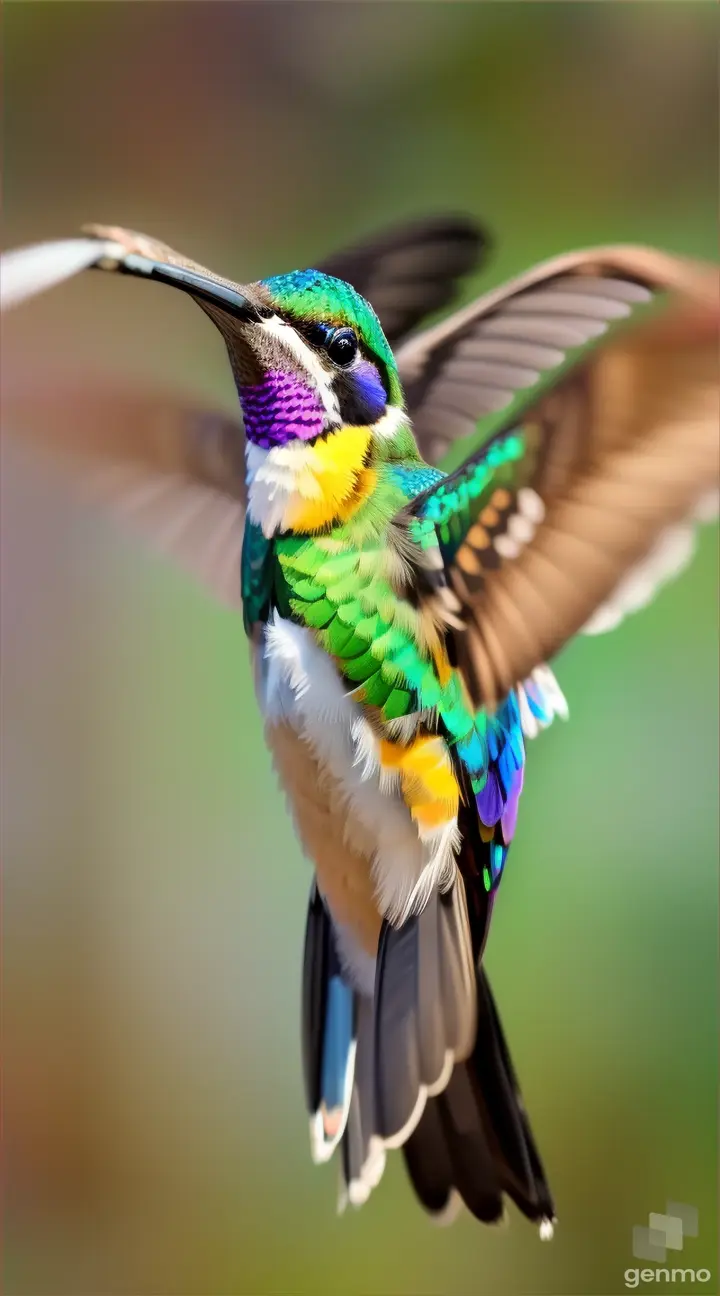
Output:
[2,218,718,1232]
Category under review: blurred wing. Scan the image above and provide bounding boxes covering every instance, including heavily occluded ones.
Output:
[1,380,247,607]
[1,230,250,606]
[0,236,124,310]
[401,247,719,708]
[317,215,487,344]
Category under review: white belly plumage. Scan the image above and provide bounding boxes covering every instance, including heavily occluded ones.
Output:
[254,612,459,991]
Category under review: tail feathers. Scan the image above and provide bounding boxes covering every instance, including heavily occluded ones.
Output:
[338,876,475,1212]
[403,967,555,1230]
[303,875,555,1233]
[302,881,357,1163]
[373,879,476,1148]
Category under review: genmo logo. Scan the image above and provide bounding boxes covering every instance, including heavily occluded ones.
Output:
[624,1267,712,1289]
[624,1201,712,1289]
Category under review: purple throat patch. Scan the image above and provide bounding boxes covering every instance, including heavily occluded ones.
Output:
[240,370,324,448]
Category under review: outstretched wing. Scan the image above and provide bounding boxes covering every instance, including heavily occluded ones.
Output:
[2,379,248,607]
[317,215,487,345]
[400,246,719,709]
[398,244,717,460]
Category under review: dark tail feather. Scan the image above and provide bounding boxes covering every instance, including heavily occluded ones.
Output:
[402,1089,458,1222]
[403,965,555,1230]
[474,972,555,1222]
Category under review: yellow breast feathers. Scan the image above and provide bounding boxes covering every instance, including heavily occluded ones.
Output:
[246,426,377,535]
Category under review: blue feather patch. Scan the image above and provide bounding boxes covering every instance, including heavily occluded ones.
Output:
[352,360,388,423]
[310,973,356,1163]
[321,976,355,1113]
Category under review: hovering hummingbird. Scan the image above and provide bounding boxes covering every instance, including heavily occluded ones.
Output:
[2,217,718,1233]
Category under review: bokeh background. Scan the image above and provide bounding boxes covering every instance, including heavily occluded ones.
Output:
[2,4,718,1295]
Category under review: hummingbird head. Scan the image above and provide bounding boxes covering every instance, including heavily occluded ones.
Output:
[229,271,411,532]
[219,267,405,450]
[86,226,414,533]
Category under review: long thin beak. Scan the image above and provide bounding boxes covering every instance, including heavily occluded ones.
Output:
[80,223,263,322]
[101,251,263,323]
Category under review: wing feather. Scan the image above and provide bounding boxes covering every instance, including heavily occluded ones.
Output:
[1,381,248,606]
[401,246,719,707]
[317,215,487,344]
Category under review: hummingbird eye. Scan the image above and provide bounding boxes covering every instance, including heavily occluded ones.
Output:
[325,327,358,367]
[301,321,359,367]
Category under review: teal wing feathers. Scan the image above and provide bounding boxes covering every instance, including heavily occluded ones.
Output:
[410,427,536,574]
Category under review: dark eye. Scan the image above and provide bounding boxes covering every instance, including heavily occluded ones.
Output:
[326,327,358,367]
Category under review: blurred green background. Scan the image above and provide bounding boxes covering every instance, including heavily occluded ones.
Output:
[2,4,717,1295]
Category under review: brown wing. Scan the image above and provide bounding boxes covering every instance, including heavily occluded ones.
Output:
[398,244,717,463]
[1,225,254,603]
[316,214,487,344]
[402,247,719,709]
[1,379,247,607]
